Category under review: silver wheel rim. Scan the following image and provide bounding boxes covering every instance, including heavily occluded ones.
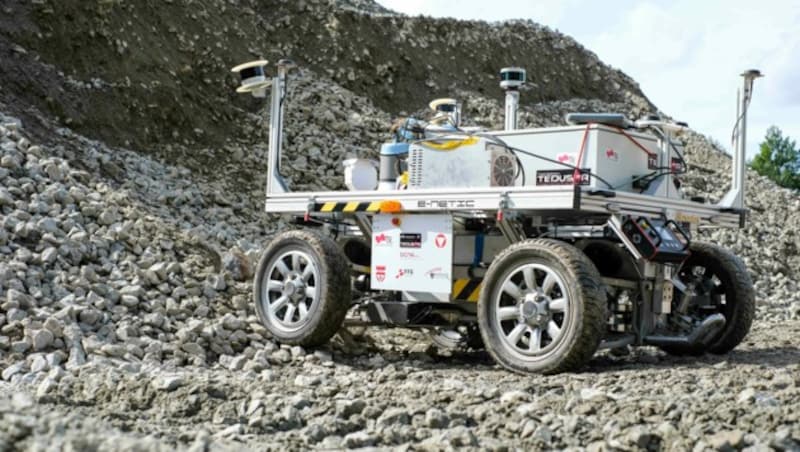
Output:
[493,263,570,359]
[262,250,320,333]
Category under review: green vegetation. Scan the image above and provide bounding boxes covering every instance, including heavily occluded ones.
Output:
[750,126,800,190]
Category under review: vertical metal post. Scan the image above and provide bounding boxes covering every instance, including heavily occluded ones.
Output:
[504,90,519,131]
[266,60,295,196]
[265,73,282,195]
[730,79,749,208]
[661,129,673,199]
[733,89,740,153]
[500,67,525,131]
[720,69,761,209]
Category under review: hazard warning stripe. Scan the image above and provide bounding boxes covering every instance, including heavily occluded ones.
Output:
[314,201,382,213]
[452,278,483,302]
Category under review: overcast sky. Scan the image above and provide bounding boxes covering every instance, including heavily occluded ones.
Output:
[377,0,799,158]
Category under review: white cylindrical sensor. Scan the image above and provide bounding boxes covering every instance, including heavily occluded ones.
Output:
[343,158,378,191]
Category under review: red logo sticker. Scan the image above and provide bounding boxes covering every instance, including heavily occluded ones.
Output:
[605,148,619,161]
[434,233,447,249]
[376,265,386,282]
[375,233,391,246]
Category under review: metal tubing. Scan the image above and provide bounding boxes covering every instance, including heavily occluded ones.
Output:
[266,74,282,195]
[720,70,762,209]
[598,335,636,350]
[497,218,525,244]
[733,89,740,154]
[504,90,519,131]
[266,61,294,195]
[606,215,644,261]
[643,313,726,347]
[353,213,372,238]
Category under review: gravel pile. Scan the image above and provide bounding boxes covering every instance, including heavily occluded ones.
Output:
[0,0,649,155]
[2,88,799,451]
[680,133,800,322]
[0,111,280,375]
[1,0,799,449]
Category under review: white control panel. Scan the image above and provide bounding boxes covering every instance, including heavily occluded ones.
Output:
[370,214,453,293]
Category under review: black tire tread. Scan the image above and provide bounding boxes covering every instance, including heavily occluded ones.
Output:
[478,239,606,374]
[253,229,352,347]
[661,242,755,356]
[703,242,754,353]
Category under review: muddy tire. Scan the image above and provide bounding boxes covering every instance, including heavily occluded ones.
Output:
[253,229,352,347]
[660,242,755,356]
[477,239,606,374]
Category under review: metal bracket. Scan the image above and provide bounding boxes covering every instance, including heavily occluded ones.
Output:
[265,60,296,197]
[496,192,510,222]
[659,281,674,314]
[498,218,525,244]
[353,213,372,238]
[304,196,316,222]
[496,192,526,243]
[606,215,643,261]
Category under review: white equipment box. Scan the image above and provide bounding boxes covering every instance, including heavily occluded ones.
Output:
[408,124,677,193]
[408,140,519,189]
[498,124,664,192]
[371,214,453,293]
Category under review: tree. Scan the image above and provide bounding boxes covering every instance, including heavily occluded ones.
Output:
[749,126,800,190]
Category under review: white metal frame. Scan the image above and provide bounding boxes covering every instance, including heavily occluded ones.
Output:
[245,64,756,230]
[264,185,742,227]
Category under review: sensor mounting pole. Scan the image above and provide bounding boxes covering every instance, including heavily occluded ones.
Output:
[720,69,762,210]
[266,59,295,195]
[231,58,295,196]
[499,67,526,131]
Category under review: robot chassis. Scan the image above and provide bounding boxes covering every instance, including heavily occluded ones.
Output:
[231,59,761,374]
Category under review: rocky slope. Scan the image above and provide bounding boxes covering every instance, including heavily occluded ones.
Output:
[0,0,649,157]
[1,0,799,450]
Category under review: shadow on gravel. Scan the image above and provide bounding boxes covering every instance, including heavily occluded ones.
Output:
[717,347,800,367]
[655,347,800,369]
[584,346,800,374]
[330,349,499,373]
[327,345,800,375]
[327,328,800,374]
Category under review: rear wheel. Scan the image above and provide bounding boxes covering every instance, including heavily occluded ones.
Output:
[661,242,755,355]
[478,239,606,374]
[253,230,352,347]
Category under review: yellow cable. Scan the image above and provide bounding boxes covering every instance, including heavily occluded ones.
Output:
[420,136,479,151]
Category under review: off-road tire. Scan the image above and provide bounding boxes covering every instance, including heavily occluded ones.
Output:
[478,239,606,374]
[661,242,755,356]
[253,229,352,347]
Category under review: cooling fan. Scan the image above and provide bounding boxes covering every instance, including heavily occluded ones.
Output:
[489,143,518,187]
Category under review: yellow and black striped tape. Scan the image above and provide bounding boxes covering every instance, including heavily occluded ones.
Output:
[452,278,483,302]
[314,201,382,213]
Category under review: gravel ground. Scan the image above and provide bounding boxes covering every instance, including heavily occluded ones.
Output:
[2,79,800,452]
[1,0,799,450]
[2,321,799,450]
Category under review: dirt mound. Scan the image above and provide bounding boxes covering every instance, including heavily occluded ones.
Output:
[0,0,650,158]
[1,0,799,450]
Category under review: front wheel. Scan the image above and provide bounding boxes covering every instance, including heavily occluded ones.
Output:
[253,230,352,347]
[477,239,606,374]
